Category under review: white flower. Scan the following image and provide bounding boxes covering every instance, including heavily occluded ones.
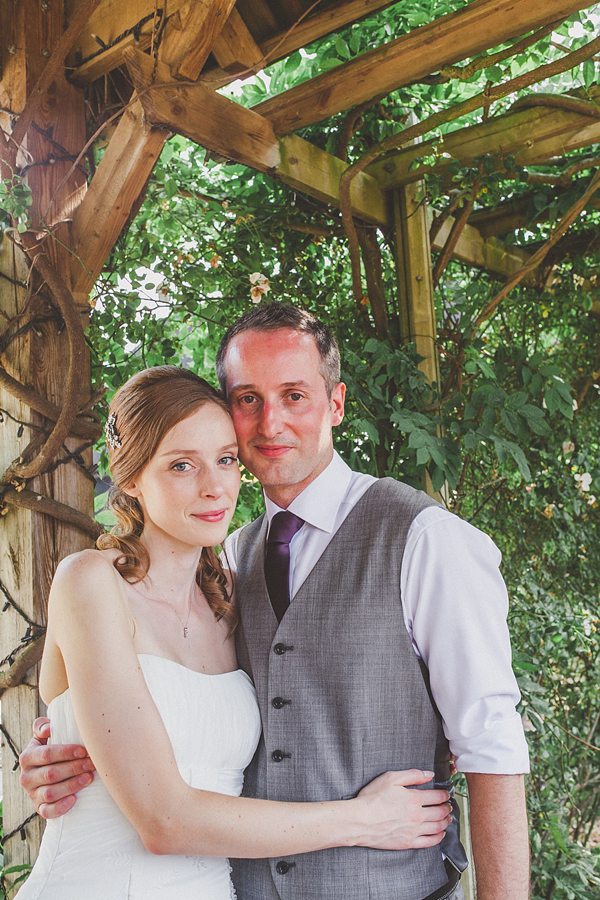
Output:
[250,282,270,303]
[581,472,592,492]
[587,494,596,506]
[249,273,270,303]
[562,441,575,454]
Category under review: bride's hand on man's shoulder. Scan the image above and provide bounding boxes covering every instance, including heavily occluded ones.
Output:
[19,717,95,819]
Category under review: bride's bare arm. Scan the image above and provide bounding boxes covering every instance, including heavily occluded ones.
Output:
[32,551,452,858]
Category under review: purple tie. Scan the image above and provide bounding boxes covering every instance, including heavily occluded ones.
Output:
[265,511,305,622]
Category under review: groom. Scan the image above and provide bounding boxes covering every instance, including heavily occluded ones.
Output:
[20,304,530,900]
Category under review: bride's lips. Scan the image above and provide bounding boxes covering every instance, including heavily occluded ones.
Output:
[193,510,228,522]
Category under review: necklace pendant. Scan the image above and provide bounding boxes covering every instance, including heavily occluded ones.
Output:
[183,626,188,638]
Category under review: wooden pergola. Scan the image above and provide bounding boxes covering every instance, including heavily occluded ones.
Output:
[1,0,599,882]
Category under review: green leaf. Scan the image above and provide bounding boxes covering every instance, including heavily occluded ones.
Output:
[334,36,351,59]
[583,58,596,88]
[352,417,379,443]
[416,446,430,465]
[164,178,178,198]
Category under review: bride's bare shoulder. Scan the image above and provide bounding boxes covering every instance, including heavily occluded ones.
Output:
[53,547,121,592]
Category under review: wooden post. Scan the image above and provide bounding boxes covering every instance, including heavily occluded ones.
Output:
[392,179,476,900]
[0,0,93,881]
[0,238,45,876]
[392,181,440,389]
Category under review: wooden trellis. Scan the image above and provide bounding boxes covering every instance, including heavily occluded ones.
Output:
[2,0,600,882]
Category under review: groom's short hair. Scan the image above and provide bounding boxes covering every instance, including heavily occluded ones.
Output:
[216,303,341,398]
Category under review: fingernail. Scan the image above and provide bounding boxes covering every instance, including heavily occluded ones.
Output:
[422,770,435,778]
[73,747,86,758]
[82,760,95,771]
[78,774,93,786]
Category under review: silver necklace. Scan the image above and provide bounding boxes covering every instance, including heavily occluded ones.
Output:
[132,582,193,638]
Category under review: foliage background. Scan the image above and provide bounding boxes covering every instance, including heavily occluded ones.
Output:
[2,2,599,897]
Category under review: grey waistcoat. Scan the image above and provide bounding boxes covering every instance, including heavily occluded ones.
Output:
[231,478,465,900]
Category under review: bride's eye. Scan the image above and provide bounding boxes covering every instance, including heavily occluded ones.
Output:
[218,455,239,466]
[171,461,191,472]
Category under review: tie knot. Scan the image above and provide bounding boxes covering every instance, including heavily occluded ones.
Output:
[268,511,305,545]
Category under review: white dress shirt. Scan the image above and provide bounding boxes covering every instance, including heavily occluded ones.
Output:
[225,451,530,775]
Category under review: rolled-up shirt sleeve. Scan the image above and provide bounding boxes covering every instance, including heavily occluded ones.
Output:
[401,506,530,774]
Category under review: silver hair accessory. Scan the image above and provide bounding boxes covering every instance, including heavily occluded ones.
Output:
[105,412,122,449]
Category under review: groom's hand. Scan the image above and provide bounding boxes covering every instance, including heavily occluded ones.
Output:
[19,717,95,819]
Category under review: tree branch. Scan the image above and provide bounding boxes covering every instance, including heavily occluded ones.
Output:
[439,21,558,82]
[1,252,88,482]
[432,178,479,286]
[508,92,600,117]
[476,168,600,324]
[356,224,389,340]
[0,635,46,699]
[0,367,101,440]
[1,487,103,540]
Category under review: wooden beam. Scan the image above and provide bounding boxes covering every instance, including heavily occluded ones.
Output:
[68,0,395,86]
[253,0,592,134]
[124,47,279,171]
[1,0,94,879]
[469,194,600,238]
[66,0,191,83]
[70,0,237,293]
[277,134,388,225]
[71,99,167,293]
[159,0,237,79]
[367,86,600,189]
[211,8,264,75]
[432,216,538,284]
[198,0,397,89]
[124,48,389,224]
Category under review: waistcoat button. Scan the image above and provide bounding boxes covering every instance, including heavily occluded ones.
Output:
[274,643,294,655]
[271,749,291,762]
[272,697,290,709]
[276,860,295,875]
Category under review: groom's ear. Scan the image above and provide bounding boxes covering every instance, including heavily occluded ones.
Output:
[331,382,346,427]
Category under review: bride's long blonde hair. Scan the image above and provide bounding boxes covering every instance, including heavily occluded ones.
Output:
[97,366,237,633]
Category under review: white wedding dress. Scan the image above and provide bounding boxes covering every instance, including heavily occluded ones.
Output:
[18,654,262,899]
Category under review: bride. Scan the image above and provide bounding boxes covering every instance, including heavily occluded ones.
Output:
[17,366,451,899]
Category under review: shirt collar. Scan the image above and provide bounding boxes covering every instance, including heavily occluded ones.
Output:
[264,451,352,534]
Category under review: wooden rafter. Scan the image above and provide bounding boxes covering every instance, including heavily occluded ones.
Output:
[125,48,279,170]
[70,99,167,294]
[66,0,189,82]
[432,217,538,285]
[210,8,264,75]
[67,0,396,85]
[254,0,592,134]
[159,0,238,79]
[367,85,600,189]
[278,134,387,224]
[469,194,600,238]
[125,48,388,224]
[71,1,235,293]
[201,0,395,86]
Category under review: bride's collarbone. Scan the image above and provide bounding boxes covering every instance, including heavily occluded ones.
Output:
[131,609,236,676]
